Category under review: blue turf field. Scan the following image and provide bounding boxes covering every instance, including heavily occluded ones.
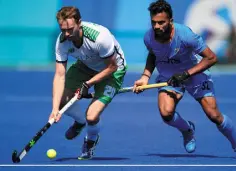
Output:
[1,70,236,171]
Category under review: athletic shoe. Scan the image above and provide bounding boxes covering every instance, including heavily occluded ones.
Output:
[181,121,196,153]
[78,135,100,160]
[65,121,86,140]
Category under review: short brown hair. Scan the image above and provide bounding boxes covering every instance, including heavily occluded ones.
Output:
[56,6,81,23]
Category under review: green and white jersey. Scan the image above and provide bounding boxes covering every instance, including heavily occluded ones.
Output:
[55,21,126,72]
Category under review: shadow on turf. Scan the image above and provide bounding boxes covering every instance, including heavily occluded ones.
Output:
[145,153,236,159]
[54,156,130,162]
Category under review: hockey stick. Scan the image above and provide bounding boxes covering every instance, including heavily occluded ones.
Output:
[117,82,168,93]
[11,93,83,163]
[12,82,167,163]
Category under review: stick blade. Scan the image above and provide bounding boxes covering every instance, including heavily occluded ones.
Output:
[12,150,20,163]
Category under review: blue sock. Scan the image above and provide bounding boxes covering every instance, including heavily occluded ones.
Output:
[217,115,236,149]
[65,102,86,124]
[86,122,100,141]
[164,112,191,132]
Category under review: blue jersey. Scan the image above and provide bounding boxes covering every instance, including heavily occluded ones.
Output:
[144,23,211,86]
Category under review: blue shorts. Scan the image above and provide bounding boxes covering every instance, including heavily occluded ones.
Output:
[157,75,215,100]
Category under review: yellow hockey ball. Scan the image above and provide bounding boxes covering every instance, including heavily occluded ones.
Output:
[47,149,57,159]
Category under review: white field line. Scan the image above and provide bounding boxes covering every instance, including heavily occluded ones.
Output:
[1,164,236,167]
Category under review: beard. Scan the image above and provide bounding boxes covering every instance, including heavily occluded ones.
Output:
[65,28,81,41]
[66,35,74,41]
[154,24,172,42]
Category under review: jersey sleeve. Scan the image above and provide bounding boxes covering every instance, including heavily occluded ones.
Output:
[184,27,207,54]
[97,29,115,58]
[55,34,68,63]
[144,29,153,52]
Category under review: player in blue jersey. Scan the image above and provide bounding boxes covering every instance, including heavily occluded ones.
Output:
[133,0,236,153]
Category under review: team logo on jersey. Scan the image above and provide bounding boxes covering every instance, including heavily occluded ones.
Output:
[68,48,75,53]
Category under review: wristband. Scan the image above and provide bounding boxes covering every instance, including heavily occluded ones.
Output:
[142,74,151,78]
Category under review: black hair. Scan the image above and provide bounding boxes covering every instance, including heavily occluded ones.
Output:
[148,0,173,19]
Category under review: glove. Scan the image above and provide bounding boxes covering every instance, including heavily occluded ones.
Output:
[76,82,90,99]
[167,71,190,87]
[80,82,90,98]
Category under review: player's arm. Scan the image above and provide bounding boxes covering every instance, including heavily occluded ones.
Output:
[133,31,156,92]
[52,62,67,112]
[86,54,118,86]
[85,30,118,87]
[79,51,117,99]
[186,27,218,76]
[187,47,217,76]
[141,31,156,80]
[168,27,217,87]
[49,35,68,121]
[133,51,155,93]
[141,51,156,80]
[77,30,120,98]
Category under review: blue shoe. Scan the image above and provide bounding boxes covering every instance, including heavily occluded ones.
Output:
[78,135,100,160]
[181,121,196,153]
[65,121,86,140]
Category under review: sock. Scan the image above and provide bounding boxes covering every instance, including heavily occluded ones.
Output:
[86,122,100,141]
[217,114,236,149]
[164,112,191,132]
[65,102,86,124]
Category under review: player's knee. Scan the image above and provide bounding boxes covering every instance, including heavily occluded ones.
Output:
[159,105,174,115]
[86,115,99,125]
[159,107,175,122]
[206,111,223,125]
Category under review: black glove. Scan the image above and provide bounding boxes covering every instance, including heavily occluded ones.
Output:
[167,71,190,87]
[79,82,90,98]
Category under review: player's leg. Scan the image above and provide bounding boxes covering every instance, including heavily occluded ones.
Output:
[195,81,236,151]
[59,88,86,140]
[63,61,97,140]
[158,86,196,153]
[79,68,126,160]
[78,99,105,160]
